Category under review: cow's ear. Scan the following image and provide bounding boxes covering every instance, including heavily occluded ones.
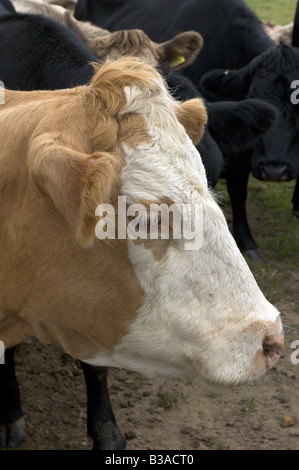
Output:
[28,136,118,247]
[206,99,278,153]
[158,31,203,69]
[200,67,250,101]
[176,98,208,144]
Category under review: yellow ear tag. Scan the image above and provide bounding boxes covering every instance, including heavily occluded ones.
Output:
[169,55,186,68]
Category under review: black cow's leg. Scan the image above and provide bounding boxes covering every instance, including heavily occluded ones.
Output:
[0,346,25,448]
[80,362,126,450]
[225,166,264,261]
[292,176,299,218]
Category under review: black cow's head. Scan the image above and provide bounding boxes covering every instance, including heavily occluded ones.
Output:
[161,68,278,187]
[200,45,299,182]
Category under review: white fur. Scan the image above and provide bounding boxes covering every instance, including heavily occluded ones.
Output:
[86,79,282,386]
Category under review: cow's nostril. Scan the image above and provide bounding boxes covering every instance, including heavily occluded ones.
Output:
[262,332,284,368]
[259,162,289,182]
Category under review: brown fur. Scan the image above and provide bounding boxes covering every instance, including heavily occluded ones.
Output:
[262,20,293,45]
[11,0,203,68]
[0,57,206,360]
[157,31,203,69]
[177,98,208,144]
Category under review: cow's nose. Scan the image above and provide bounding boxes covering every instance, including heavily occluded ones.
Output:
[259,162,290,182]
[262,331,284,369]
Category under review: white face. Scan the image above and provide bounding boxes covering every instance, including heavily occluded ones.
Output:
[86,81,283,387]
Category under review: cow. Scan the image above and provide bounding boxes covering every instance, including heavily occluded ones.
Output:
[261,11,295,190]
[0,3,279,449]
[75,0,299,260]
[11,0,203,70]
[0,56,283,450]
[262,21,293,46]
[158,67,278,188]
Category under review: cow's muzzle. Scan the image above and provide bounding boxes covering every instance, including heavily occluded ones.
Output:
[256,162,290,182]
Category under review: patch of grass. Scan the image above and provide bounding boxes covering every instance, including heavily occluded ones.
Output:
[246,179,299,264]
[157,391,179,409]
[245,0,297,24]
[243,396,258,412]
[284,322,299,330]
[215,177,299,267]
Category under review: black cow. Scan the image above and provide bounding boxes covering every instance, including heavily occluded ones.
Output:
[0,2,277,450]
[160,67,278,188]
[75,0,299,259]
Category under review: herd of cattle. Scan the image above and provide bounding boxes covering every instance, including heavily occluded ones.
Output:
[0,0,296,450]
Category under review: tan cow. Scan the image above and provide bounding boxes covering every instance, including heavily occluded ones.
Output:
[11,0,203,69]
[262,20,293,45]
[0,57,283,387]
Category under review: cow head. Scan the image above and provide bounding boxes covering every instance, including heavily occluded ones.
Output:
[85,29,203,69]
[26,58,283,387]
[200,45,299,181]
[160,69,279,187]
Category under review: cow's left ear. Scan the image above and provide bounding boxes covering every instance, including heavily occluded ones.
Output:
[28,135,118,247]
[200,67,250,101]
[158,31,203,69]
[176,98,208,144]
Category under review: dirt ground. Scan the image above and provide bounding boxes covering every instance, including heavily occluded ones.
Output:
[5,183,299,451]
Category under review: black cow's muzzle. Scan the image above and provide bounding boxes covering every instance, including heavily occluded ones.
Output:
[254,162,290,182]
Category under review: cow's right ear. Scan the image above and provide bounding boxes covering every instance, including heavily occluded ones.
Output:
[158,31,203,69]
[28,136,118,247]
[176,98,208,144]
[200,67,250,101]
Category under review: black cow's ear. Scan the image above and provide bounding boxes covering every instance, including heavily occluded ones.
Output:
[206,99,278,153]
[200,68,249,101]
